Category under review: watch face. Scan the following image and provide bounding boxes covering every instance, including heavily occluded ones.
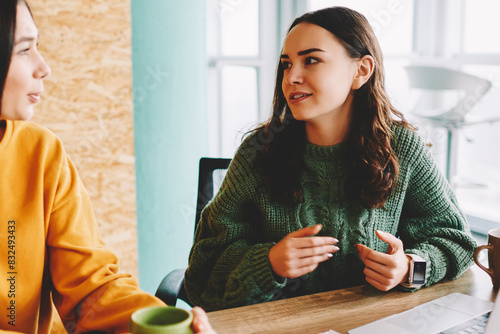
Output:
[413,261,426,284]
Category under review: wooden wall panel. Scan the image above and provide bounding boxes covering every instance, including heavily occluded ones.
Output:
[29,0,138,277]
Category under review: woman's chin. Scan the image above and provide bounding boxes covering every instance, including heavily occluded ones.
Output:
[14,114,34,121]
[19,107,35,121]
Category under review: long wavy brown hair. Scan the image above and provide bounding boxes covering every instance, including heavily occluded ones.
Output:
[254,6,414,209]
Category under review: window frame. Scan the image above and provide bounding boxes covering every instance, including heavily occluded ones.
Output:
[206,0,282,157]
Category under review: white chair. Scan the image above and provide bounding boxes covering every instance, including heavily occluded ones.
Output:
[404,65,497,184]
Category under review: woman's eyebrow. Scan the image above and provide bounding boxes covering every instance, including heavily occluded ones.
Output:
[14,35,37,45]
[298,48,324,55]
[280,48,325,59]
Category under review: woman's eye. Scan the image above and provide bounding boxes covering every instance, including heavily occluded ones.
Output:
[281,61,292,69]
[305,57,319,65]
[16,45,31,55]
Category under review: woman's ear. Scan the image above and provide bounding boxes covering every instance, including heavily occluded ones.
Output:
[352,55,374,90]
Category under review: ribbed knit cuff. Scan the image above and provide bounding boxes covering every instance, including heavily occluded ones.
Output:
[249,243,287,296]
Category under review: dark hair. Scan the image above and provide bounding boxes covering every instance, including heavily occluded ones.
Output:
[255,6,413,208]
[0,0,30,113]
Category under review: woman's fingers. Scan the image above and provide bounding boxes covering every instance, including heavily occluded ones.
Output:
[360,254,406,290]
[363,257,388,275]
[281,234,338,252]
[291,262,321,278]
[363,266,402,291]
[293,235,339,248]
[361,249,397,270]
[296,252,333,267]
[287,224,323,238]
[269,225,339,279]
[365,275,390,291]
[356,231,410,291]
[191,306,216,334]
[297,244,339,258]
[275,245,336,277]
[375,230,403,254]
[356,243,371,262]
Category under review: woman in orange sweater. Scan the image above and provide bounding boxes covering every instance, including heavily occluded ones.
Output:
[0,1,215,333]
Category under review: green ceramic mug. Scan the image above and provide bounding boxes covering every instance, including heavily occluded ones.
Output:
[130,306,193,334]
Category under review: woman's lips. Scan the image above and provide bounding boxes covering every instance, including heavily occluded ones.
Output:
[288,92,312,104]
[28,93,41,103]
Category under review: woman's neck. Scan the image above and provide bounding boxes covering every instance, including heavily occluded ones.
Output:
[305,110,351,146]
[306,125,346,146]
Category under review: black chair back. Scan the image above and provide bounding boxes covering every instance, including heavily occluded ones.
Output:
[195,158,231,234]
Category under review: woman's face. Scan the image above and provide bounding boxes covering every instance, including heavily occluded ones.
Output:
[281,22,358,128]
[0,3,50,121]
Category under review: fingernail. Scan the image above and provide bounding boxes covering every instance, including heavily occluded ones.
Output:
[327,253,333,258]
[333,246,340,251]
[332,238,339,243]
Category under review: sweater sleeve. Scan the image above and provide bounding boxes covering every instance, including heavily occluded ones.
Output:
[395,128,477,288]
[185,135,286,311]
[46,141,164,333]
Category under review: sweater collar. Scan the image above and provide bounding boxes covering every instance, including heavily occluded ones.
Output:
[304,140,347,160]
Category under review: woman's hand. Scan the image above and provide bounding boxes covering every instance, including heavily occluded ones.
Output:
[269,224,339,279]
[356,230,410,291]
[191,306,217,333]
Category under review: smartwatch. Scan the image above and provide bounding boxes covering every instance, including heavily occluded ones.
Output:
[401,254,426,288]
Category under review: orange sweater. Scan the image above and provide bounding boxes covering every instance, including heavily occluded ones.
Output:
[0,120,164,333]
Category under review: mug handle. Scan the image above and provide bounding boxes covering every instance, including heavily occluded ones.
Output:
[474,245,495,279]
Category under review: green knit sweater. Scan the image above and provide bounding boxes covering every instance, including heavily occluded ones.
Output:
[185,126,476,311]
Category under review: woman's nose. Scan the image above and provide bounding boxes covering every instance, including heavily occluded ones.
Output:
[284,65,304,85]
[35,53,51,79]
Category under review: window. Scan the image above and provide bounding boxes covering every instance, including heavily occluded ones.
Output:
[411,0,500,228]
[206,0,279,158]
[463,0,500,54]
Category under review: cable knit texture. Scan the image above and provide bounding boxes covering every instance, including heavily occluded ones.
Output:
[185,125,476,311]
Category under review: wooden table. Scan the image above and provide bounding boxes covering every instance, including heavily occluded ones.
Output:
[207,265,497,334]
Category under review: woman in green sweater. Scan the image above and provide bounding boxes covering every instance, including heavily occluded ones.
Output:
[185,6,476,311]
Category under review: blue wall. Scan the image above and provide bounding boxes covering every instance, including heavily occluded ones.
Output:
[131,0,207,294]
